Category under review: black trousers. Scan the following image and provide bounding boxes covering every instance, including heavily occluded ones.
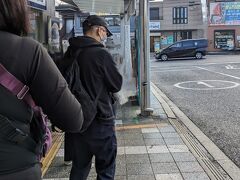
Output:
[64,132,72,161]
[0,163,42,180]
[70,120,117,180]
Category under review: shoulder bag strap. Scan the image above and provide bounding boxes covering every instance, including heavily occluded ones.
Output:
[0,63,38,153]
[0,63,35,108]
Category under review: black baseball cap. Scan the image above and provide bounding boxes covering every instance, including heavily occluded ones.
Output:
[83,15,113,37]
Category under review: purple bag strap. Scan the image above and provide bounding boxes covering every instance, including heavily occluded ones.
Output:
[0,63,36,108]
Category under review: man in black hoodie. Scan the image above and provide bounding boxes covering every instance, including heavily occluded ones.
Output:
[68,15,122,180]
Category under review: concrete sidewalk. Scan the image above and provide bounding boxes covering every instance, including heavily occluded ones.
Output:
[42,89,229,180]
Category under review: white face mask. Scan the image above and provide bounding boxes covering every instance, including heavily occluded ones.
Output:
[100,34,107,44]
[98,27,108,45]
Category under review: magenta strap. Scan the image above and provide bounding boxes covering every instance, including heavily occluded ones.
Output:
[0,63,36,108]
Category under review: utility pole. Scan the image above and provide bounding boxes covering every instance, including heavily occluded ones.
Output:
[139,0,153,116]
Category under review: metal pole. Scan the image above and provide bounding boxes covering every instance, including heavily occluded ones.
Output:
[139,0,153,116]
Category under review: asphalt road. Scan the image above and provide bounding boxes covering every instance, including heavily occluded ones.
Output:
[150,55,240,168]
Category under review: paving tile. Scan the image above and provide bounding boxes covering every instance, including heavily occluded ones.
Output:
[151,103,159,108]
[159,126,176,133]
[152,109,166,116]
[124,133,144,140]
[115,176,127,180]
[127,163,153,175]
[115,162,126,176]
[155,173,183,180]
[126,154,150,164]
[117,147,125,155]
[89,167,97,177]
[44,166,71,178]
[123,129,142,134]
[125,146,147,154]
[182,172,210,180]
[116,131,125,140]
[158,114,168,120]
[60,143,64,149]
[146,145,169,154]
[168,145,189,153]
[144,138,165,146]
[116,155,126,165]
[128,175,156,180]
[87,177,97,180]
[149,153,174,163]
[141,128,159,133]
[50,157,65,167]
[156,123,170,128]
[56,148,64,157]
[164,137,184,145]
[172,152,196,162]
[125,139,145,146]
[143,133,162,139]
[117,139,125,146]
[177,162,204,173]
[152,162,179,174]
[161,132,180,138]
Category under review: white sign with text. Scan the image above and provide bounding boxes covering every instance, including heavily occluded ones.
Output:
[149,22,160,31]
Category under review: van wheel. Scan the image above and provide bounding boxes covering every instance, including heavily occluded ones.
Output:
[161,54,168,61]
[195,52,203,59]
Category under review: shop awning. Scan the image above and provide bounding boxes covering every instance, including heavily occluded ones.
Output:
[60,0,126,14]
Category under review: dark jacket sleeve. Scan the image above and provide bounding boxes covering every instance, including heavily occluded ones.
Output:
[29,44,83,132]
[102,50,123,93]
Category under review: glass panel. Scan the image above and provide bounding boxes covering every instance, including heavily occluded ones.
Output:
[172,42,182,48]
[66,19,74,34]
[150,8,160,20]
[182,41,194,47]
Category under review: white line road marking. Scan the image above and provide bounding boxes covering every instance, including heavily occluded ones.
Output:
[174,80,239,90]
[225,65,240,69]
[201,62,240,66]
[196,66,240,80]
[151,69,196,73]
[151,62,240,69]
[197,81,214,88]
[226,65,234,69]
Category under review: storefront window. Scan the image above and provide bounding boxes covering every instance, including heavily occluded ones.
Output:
[214,30,235,50]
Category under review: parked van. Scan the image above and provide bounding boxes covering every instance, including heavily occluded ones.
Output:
[155,39,208,61]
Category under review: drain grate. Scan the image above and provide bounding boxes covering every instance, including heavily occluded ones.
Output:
[170,118,232,180]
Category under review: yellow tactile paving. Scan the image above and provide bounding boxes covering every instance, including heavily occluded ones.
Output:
[41,132,64,177]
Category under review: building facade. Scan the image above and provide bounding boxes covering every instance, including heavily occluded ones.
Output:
[149,0,205,52]
[207,0,240,52]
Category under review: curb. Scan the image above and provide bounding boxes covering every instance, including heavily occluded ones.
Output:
[151,82,240,180]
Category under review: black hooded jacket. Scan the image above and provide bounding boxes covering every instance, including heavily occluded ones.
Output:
[68,36,122,122]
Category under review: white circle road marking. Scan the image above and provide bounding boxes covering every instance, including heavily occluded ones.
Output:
[174,80,240,90]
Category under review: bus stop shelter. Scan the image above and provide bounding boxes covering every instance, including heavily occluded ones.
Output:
[61,0,153,116]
